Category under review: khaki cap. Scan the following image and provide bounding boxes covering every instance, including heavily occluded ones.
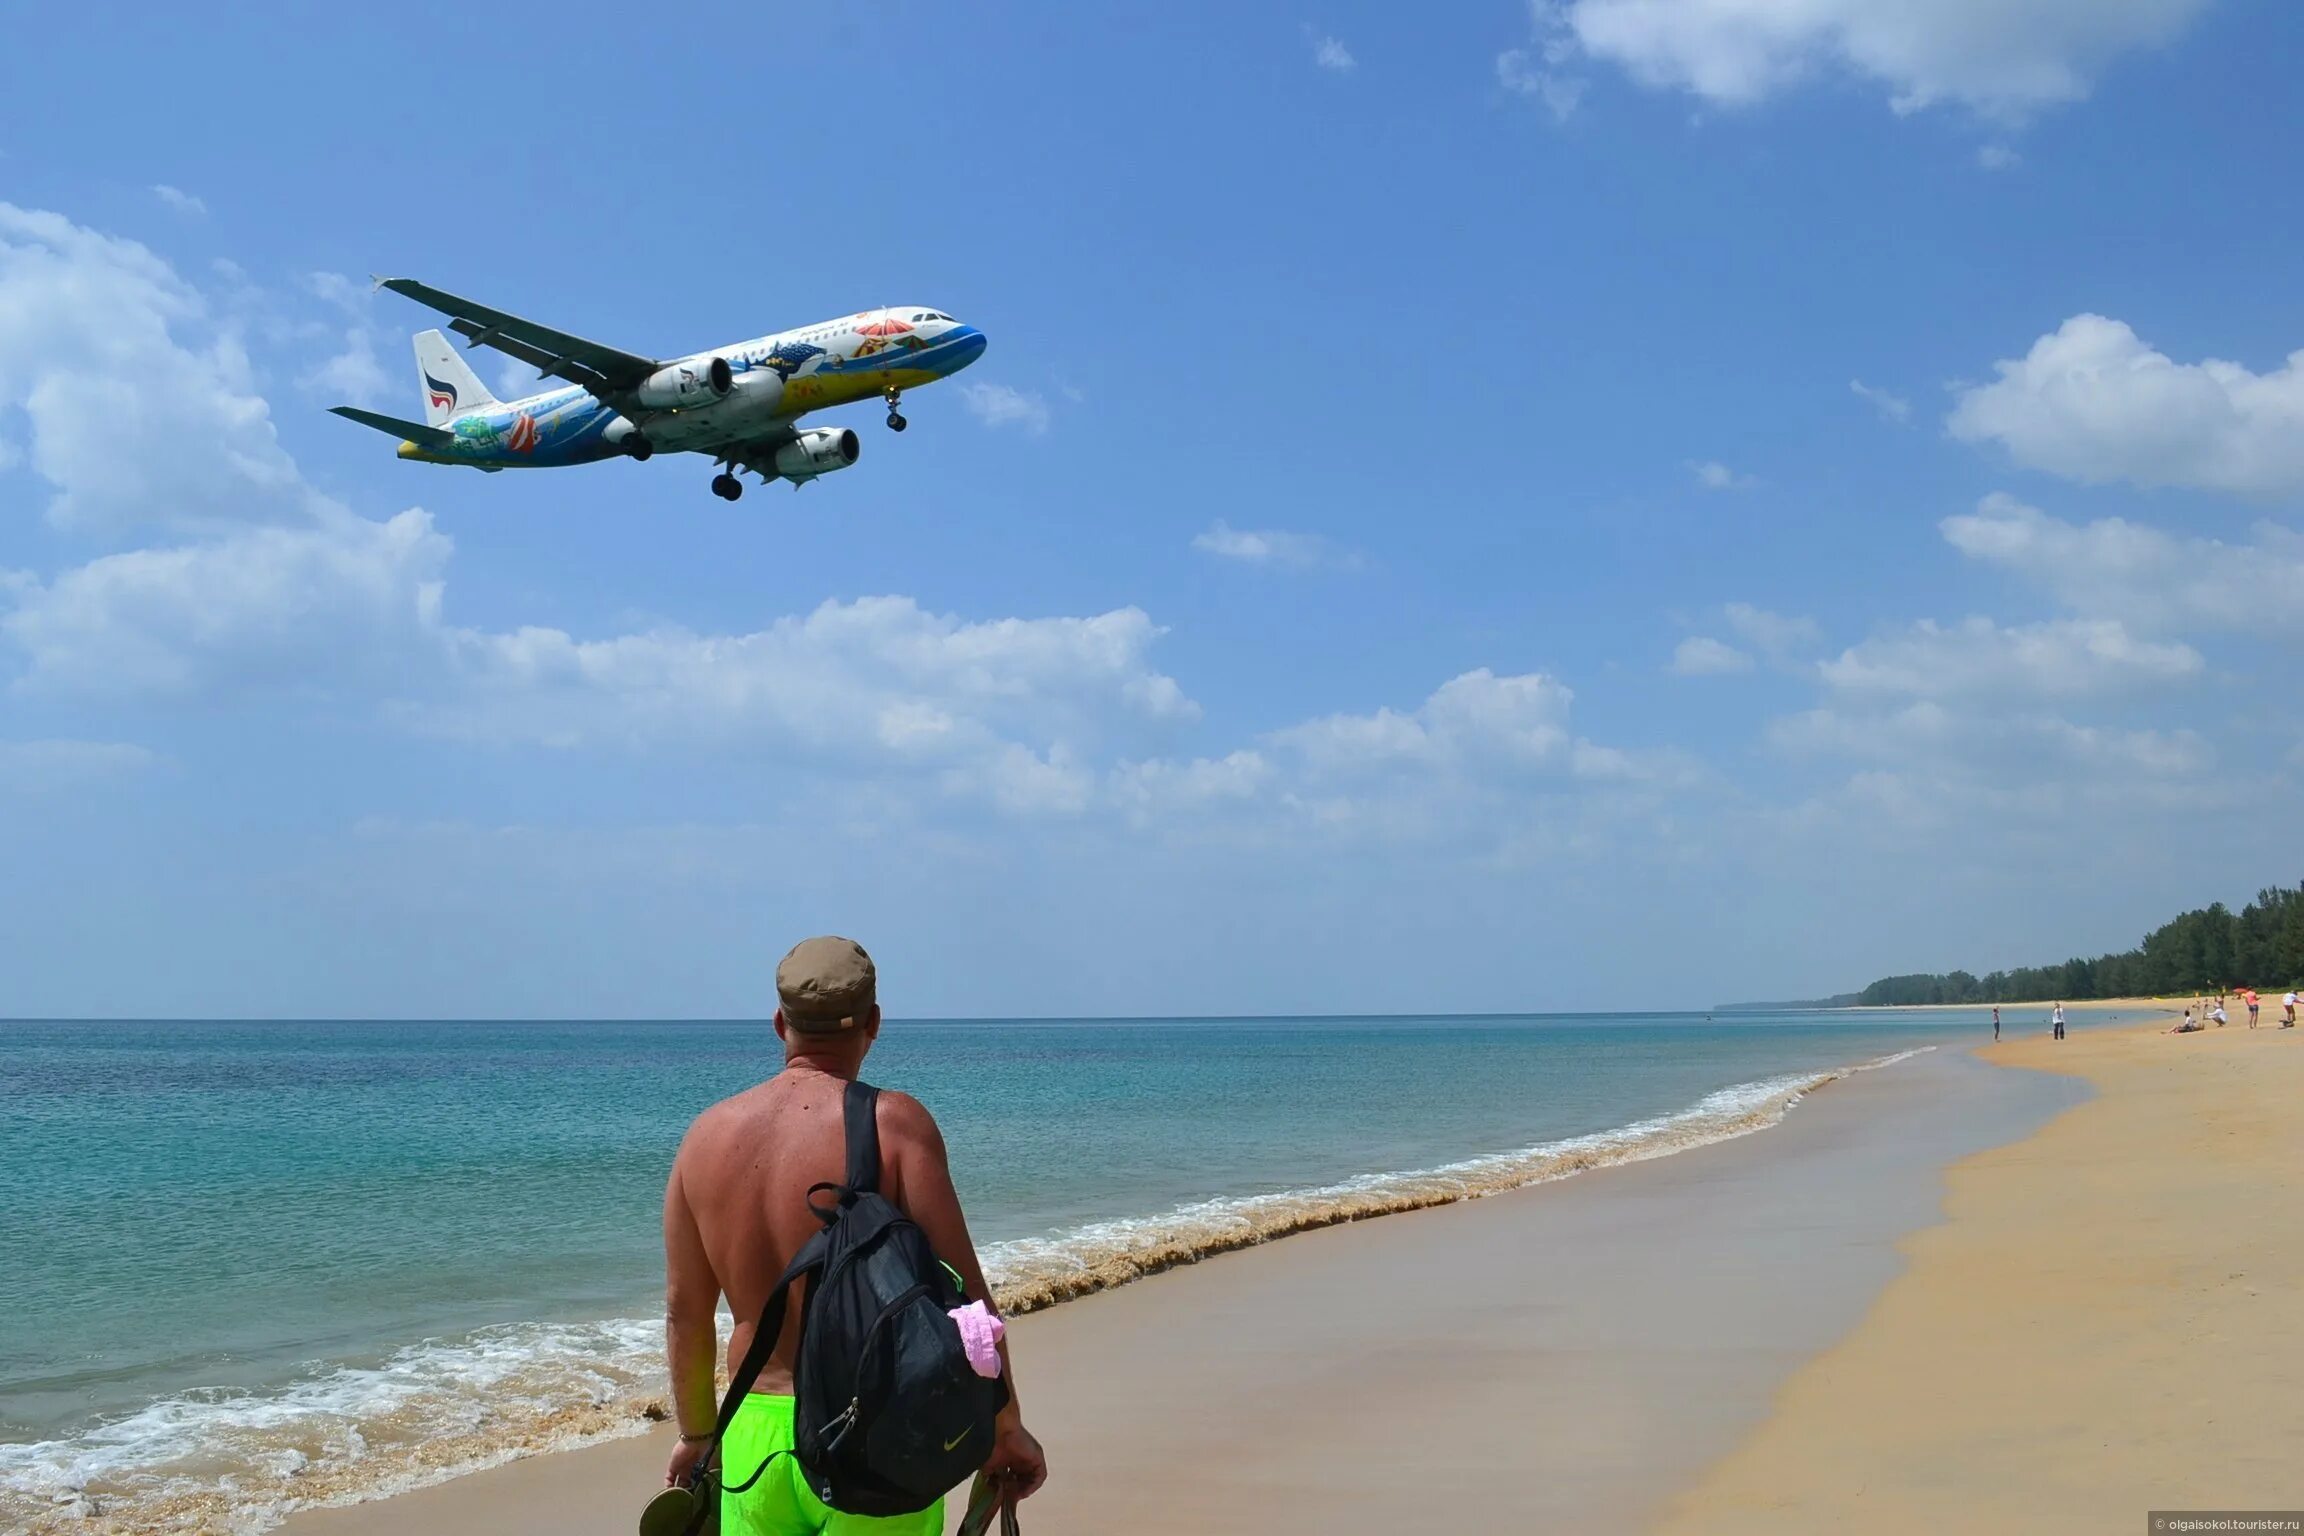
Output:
[776,936,877,1032]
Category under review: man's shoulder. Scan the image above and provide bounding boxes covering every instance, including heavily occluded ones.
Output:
[870,1086,946,1153]
[872,1085,936,1130]
[676,1081,774,1157]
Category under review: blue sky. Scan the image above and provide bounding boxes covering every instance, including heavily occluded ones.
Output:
[2,0,2299,1016]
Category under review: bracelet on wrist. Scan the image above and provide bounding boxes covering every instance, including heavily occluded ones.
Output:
[679,1431,714,1444]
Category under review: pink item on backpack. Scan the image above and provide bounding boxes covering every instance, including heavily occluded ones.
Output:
[948,1300,1005,1378]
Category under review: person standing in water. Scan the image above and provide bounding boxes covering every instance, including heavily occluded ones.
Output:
[1992,1005,2001,1041]
[2051,1001,2066,1040]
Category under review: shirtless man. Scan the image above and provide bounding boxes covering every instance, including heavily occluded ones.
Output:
[662,937,1047,1534]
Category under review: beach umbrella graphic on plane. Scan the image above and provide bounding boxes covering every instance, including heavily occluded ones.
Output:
[330,278,987,500]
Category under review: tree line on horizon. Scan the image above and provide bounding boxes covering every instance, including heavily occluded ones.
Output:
[1852,883,2304,1007]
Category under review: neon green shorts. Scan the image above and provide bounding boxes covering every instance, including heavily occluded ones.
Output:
[720,1394,944,1536]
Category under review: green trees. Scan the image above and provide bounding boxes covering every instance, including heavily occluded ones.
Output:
[1855,883,2304,1005]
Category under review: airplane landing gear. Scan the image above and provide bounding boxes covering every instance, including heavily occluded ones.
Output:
[711,472,743,501]
[884,386,907,432]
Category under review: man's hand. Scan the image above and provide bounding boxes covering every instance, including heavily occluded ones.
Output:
[982,1420,1047,1500]
[665,1434,712,1489]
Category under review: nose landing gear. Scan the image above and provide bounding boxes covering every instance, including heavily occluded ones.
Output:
[711,472,743,501]
[883,386,908,433]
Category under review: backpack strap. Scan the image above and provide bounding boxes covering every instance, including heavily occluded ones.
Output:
[843,1078,882,1194]
[694,1228,828,1495]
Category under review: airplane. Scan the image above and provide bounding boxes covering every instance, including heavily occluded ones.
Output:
[329,278,987,500]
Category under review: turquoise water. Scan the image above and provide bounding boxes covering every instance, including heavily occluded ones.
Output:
[0,1009,2081,1530]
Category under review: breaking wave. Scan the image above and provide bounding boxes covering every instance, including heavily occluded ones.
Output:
[0,1046,1928,1534]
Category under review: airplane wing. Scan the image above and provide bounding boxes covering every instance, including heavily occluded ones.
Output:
[725,429,802,479]
[376,277,662,397]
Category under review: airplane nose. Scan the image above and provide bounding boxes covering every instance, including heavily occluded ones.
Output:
[948,325,988,369]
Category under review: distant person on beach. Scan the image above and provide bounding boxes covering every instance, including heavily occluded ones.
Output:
[2166,1011,2203,1034]
[661,936,1048,1533]
[2051,1002,2066,1040]
[2286,990,2298,1027]
[2246,989,2260,1028]
[1992,1005,2001,1041]
[2212,999,2228,1028]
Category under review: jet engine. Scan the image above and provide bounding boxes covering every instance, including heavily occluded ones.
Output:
[634,356,732,409]
[773,427,861,481]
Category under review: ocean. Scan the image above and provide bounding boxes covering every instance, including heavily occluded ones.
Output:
[0,1009,2055,1533]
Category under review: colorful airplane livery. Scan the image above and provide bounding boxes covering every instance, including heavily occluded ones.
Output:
[330,278,987,499]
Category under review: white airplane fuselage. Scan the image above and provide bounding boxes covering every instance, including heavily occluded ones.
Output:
[397,307,986,472]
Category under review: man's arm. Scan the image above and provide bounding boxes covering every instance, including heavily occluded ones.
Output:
[662,1144,722,1485]
[879,1091,1048,1499]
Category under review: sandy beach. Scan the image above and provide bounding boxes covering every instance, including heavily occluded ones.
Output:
[268,997,2304,1536]
[1658,1013,2304,1533]
[283,1037,2095,1536]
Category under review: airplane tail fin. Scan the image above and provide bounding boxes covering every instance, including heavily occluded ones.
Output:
[412,329,498,427]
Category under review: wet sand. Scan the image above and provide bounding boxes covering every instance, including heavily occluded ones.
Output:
[1656,1015,2304,1534]
[284,1042,2080,1536]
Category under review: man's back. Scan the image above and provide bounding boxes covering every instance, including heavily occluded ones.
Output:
[670,1070,940,1394]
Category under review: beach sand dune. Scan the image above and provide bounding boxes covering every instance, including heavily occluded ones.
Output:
[1658,1021,2304,1534]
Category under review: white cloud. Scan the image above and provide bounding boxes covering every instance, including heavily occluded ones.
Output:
[1977,143,2023,171]
[1110,750,1273,827]
[1176,667,1697,850]
[1691,459,1755,491]
[1497,45,1587,121]
[422,598,1196,754]
[1190,520,1358,569]
[1941,492,2304,635]
[0,738,155,793]
[0,203,306,532]
[5,509,451,697]
[1271,669,1655,783]
[1770,700,2209,776]
[1816,615,2202,701]
[304,329,392,407]
[1517,0,2210,118]
[958,382,1051,434]
[151,185,206,218]
[1756,495,2296,841]
[1850,378,1912,423]
[300,272,393,408]
[1311,34,1356,72]
[1723,602,1824,661]
[1948,314,2304,496]
[304,271,366,310]
[1671,636,1754,676]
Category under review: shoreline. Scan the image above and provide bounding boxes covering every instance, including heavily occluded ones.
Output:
[1655,1013,2304,1532]
[280,1040,2082,1536]
[11,1031,1961,1536]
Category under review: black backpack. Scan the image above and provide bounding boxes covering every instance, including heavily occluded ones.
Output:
[701,1079,1009,1520]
